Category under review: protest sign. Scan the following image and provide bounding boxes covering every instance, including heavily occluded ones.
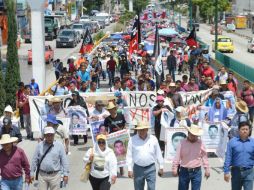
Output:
[90,120,104,144]
[123,107,152,128]
[221,91,236,118]
[200,121,222,152]
[160,110,175,141]
[106,129,130,167]
[215,122,229,160]
[124,91,156,108]
[165,127,187,163]
[66,106,88,135]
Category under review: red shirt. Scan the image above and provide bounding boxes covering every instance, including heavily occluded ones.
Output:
[202,67,215,80]
[0,146,30,180]
[106,59,116,71]
[19,93,30,114]
[241,88,254,107]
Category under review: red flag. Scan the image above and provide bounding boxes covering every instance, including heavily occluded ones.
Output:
[79,28,93,54]
[129,16,139,57]
[185,26,197,47]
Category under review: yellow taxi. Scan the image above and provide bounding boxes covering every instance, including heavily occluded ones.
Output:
[212,35,234,53]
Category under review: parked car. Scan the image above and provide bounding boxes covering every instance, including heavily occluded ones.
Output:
[94,13,110,26]
[56,29,78,48]
[72,23,85,38]
[247,38,254,53]
[27,45,54,65]
[210,24,223,35]
[23,31,31,43]
[98,20,105,29]
[91,21,100,33]
[212,35,234,53]
[80,15,90,22]
[187,20,199,31]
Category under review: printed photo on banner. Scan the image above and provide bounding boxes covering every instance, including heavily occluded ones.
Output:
[66,106,88,135]
[160,110,174,141]
[165,127,187,163]
[200,122,221,152]
[106,129,130,167]
[215,122,229,160]
[90,120,105,144]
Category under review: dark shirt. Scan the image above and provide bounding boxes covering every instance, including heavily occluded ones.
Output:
[199,82,208,90]
[153,105,172,129]
[0,146,30,180]
[224,137,254,174]
[167,55,177,70]
[167,93,184,108]
[104,113,126,133]
[0,125,22,142]
[107,60,116,71]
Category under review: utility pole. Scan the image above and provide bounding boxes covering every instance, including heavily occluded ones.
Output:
[129,0,133,12]
[189,0,192,30]
[215,0,218,51]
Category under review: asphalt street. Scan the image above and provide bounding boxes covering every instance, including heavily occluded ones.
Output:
[182,18,254,68]
[17,69,231,190]
[1,23,117,87]
[3,17,241,190]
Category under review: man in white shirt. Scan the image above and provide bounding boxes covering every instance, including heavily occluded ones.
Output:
[90,100,109,122]
[126,121,164,190]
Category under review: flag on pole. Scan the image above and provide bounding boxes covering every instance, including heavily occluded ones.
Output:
[153,24,163,89]
[137,13,141,44]
[79,28,93,54]
[186,26,198,47]
[129,16,139,57]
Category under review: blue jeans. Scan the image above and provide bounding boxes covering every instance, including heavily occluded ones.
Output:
[231,167,254,190]
[248,106,254,123]
[178,167,202,190]
[169,68,175,82]
[1,177,23,190]
[133,163,156,190]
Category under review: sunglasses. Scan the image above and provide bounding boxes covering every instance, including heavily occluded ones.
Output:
[98,140,106,145]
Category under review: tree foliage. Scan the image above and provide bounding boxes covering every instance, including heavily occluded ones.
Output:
[119,11,135,24]
[192,0,231,22]
[122,0,150,13]
[83,0,104,14]
[0,53,6,114]
[5,0,20,108]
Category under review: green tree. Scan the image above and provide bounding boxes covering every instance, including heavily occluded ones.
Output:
[0,53,6,114]
[192,0,231,23]
[122,0,150,13]
[5,0,20,108]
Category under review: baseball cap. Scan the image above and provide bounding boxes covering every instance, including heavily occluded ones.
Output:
[46,114,58,125]
[44,127,55,135]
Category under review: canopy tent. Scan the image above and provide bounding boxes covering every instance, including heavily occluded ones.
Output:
[110,34,123,40]
[159,28,178,36]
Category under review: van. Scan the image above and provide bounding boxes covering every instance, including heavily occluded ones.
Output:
[212,36,234,53]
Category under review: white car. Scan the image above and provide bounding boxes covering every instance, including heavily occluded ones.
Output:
[247,38,254,53]
[95,13,110,26]
[80,15,90,22]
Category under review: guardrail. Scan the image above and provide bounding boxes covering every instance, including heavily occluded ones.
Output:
[215,51,254,83]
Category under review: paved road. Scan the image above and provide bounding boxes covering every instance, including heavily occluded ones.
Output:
[18,70,231,190]
[182,18,254,68]
[1,23,117,86]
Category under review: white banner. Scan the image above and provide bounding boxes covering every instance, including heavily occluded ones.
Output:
[106,129,130,167]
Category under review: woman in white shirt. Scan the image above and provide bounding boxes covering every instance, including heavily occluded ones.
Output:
[83,134,117,190]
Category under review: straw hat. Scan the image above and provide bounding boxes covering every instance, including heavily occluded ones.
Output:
[0,134,18,145]
[219,80,227,85]
[96,134,106,141]
[50,97,62,103]
[134,121,151,130]
[186,124,203,136]
[157,89,164,95]
[106,102,117,110]
[4,105,13,114]
[236,100,249,113]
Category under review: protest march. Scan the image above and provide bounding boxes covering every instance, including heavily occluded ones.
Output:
[1,3,254,190]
